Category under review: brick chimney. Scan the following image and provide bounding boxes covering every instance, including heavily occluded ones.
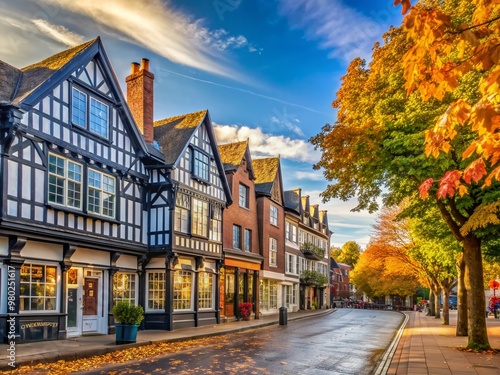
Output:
[126,58,154,143]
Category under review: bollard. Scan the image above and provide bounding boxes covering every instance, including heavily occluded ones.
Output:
[279,306,287,325]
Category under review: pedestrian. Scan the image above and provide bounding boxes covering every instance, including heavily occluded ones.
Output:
[413,304,417,311]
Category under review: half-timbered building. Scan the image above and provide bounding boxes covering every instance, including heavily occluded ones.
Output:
[128,94,232,329]
[218,141,263,321]
[0,38,162,343]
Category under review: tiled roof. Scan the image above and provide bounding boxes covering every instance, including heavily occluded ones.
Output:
[253,157,280,195]
[153,110,207,165]
[13,38,98,104]
[218,140,247,170]
[284,189,301,213]
[0,61,21,104]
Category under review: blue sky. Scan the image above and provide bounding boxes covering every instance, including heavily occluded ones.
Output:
[0,0,404,248]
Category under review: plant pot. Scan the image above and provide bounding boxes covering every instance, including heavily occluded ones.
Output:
[115,323,139,344]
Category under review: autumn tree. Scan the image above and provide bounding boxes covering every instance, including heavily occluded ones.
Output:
[330,246,342,259]
[312,0,499,349]
[336,241,362,267]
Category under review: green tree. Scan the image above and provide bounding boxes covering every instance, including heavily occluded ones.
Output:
[330,246,342,259]
[337,241,362,267]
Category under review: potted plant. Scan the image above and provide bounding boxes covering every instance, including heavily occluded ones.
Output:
[112,301,144,344]
[238,302,253,321]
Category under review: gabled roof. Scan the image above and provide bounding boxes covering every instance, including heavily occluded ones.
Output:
[154,110,207,166]
[14,39,97,105]
[0,61,21,104]
[253,157,280,195]
[218,140,254,179]
[284,189,301,214]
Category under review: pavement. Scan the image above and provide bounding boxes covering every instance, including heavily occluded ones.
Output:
[2,308,500,374]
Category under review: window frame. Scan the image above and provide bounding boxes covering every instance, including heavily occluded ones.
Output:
[270,205,278,226]
[87,168,116,218]
[191,198,209,237]
[173,270,193,311]
[269,237,277,267]
[192,148,210,183]
[198,272,215,310]
[233,225,242,250]
[239,183,249,208]
[19,263,58,312]
[71,86,109,139]
[48,153,83,210]
[244,228,252,252]
[146,271,166,311]
[113,272,137,305]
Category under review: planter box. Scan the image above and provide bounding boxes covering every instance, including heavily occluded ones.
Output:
[115,323,139,344]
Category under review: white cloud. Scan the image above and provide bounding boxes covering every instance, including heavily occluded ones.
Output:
[39,0,247,78]
[294,171,324,181]
[213,123,320,163]
[32,19,84,47]
[277,0,391,61]
[270,107,304,136]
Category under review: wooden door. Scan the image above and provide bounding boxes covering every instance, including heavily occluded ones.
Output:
[83,278,98,316]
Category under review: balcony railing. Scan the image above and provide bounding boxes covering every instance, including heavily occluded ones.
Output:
[300,242,324,260]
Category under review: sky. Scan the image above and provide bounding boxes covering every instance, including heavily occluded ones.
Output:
[0,0,405,249]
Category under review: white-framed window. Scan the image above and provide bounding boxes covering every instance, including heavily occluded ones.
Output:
[286,253,297,274]
[20,264,57,311]
[147,271,165,311]
[239,184,249,208]
[192,198,208,237]
[72,87,109,138]
[270,205,278,226]
[285,222,297,243]
[233,225,242,249]
[244,229,252,252]
[269,237,277,266]
[174,270,192,310]
[193,149,210,182]
[48,154,82,209]
[198,272,214,309]
[285,285,296,307]
[88,169,115,217]
[175,193,190,233]
[113,272,137,305]
[259,279,278,311]
[209,204,222,242]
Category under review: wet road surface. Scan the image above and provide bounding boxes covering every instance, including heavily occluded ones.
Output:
[81,309,404,375]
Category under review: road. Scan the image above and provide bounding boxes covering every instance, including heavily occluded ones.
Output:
[80,309,404,375]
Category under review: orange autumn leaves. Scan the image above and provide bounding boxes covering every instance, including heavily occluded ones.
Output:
[393,0,500,199]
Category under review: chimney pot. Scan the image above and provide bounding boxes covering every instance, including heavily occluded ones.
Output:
[131,62,140,74]
[141,58,150,72]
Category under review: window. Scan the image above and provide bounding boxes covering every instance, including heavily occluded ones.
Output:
[20,264,57,311]
[198,272,214,309]
[173,270,192,310]
[285,285,296,307]
[192,198,208,237]
[48,154,82,209]
[233,225,242,249]
[259,279,278,311]
[147,272,165,310]
[113,273,137,305]
[244,229,252,252]
[286,253,296,274]
[193,149,210,182]
[175,193,190,233]
[269,237,277,266]
[239,184,249,208]
[88,169,115,217]
[270,205,278,226]
[209,204,222,242]
[72,87,109,138]
[285,222,297,243]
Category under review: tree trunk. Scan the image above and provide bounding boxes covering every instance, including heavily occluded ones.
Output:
[428,292,435,316]
[456,255,468,337]
[442,285,450,325]
[463,235,490,350]
[434,288,441,320]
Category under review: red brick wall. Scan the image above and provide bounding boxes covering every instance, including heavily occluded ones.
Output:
[257,196,285,274]
[126,61,154,143]
[222,164,260,256]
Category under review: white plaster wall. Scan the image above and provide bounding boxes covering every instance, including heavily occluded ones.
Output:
[0,237,8,256]
[71,248,110,266]
[116,254,137,270]
[21,241,63,261]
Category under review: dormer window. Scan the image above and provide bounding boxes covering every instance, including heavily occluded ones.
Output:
[192,148,210,182]
[72,87,109,138]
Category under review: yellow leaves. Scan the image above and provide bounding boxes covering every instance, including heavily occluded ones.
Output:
[460,202,500,236]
